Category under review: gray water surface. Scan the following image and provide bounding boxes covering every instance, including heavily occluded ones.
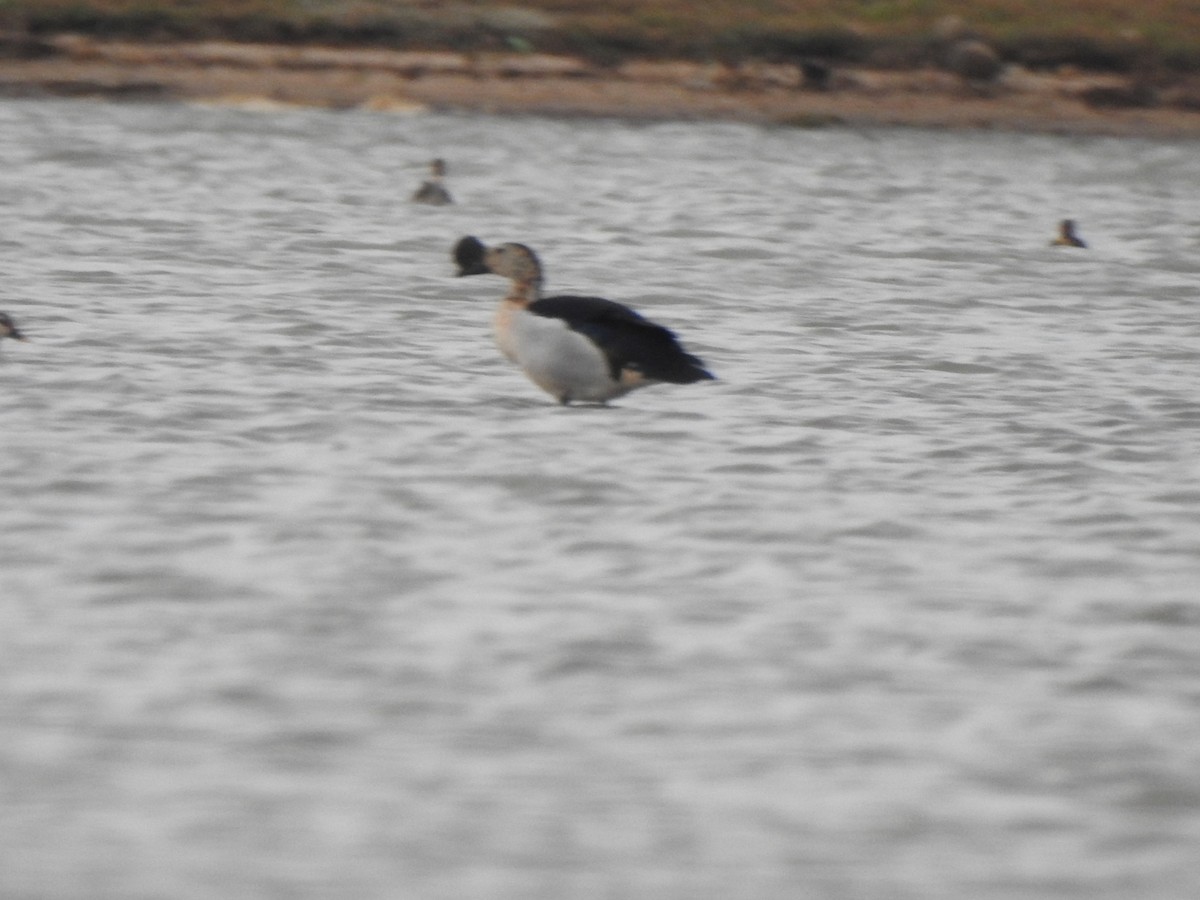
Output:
[3,99,1200,899]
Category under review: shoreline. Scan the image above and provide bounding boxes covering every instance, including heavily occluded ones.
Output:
[3,37,1200,137]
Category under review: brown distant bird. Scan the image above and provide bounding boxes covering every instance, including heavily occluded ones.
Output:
[1051,219,1087,248]
[0,312,28,345]
[411,158,453,206]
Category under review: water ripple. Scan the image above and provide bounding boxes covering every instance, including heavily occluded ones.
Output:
[3,100,1200,899]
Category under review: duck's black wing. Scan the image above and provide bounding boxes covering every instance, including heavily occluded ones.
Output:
[530,295,714,384]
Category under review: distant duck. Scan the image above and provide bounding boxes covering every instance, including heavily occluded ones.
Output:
[453,236,715,405]
[1051,219,1087,248]
[411,158,453,206]
[0,312,27,345]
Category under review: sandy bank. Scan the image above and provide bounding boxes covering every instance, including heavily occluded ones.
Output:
[2,36,1200,137]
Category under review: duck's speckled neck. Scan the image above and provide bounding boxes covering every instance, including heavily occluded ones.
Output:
[504,275,542,307]
[483,243,544,307]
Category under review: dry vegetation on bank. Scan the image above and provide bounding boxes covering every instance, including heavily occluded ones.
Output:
[2,2,1200,134]
[3,1,1200,73]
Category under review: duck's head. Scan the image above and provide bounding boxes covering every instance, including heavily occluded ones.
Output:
[430,158,446,177]
[0,312,27,342]
[483,242,542,285]
[453,237,544,284]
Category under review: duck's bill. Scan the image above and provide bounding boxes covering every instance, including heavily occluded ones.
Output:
[453,235,490,276]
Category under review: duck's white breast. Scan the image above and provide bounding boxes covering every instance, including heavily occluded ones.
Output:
[508,310,620,402]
